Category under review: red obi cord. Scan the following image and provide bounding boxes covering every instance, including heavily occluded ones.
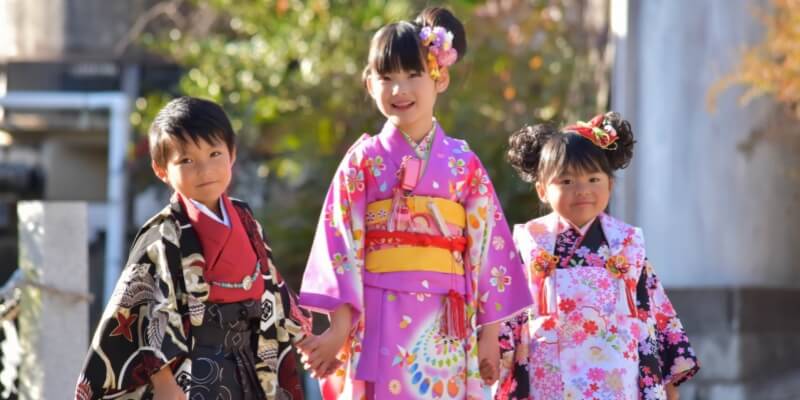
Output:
[365,230,467,252]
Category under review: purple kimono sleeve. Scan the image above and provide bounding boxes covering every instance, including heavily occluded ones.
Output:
[464,156,532,326]
[299,142,367,325]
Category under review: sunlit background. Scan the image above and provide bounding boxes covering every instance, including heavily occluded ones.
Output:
[0,0,798,398]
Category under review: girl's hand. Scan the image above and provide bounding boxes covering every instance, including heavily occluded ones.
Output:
[150,367,187,400]
[666,382,680,400]
[478,322,501,385]
[296,304,353,378]
[296,329,347,378]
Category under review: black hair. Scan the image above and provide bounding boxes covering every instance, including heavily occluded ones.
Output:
[507,111,636,184]
[361,7,467,85]
[148,96,236,168]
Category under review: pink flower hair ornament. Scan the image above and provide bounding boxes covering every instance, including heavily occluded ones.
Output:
[419,26,458,80]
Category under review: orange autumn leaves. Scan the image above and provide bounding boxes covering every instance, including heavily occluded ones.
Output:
[709,0,800,118]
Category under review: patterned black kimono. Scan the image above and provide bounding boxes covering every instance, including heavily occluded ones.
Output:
[75,198,310,400]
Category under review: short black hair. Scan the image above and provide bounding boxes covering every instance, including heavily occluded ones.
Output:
[148,96,236,168]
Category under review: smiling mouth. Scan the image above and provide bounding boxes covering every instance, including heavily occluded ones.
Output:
[573,202,594,207]
[391,100,415,110]
[197,181,217,188]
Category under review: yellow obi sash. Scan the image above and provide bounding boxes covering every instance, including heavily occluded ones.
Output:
[365,196,466,275]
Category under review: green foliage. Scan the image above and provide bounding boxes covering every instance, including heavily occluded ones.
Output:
[132,0,603,286]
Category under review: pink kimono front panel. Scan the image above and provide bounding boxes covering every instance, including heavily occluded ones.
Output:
[300,121,532,399]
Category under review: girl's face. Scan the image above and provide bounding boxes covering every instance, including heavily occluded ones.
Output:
[366,67,449,137]
[536,167,613,228]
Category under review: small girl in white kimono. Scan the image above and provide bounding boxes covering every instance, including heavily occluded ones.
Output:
[495,112,699,400]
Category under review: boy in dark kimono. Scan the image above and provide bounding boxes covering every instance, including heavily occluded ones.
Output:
[75,97,310,400]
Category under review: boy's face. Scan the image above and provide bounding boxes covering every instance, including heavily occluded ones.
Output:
[152,136,235,211]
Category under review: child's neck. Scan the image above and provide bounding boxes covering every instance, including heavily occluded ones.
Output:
[185,194,224,219]
[398,118,436,144]
[562,215,597,233]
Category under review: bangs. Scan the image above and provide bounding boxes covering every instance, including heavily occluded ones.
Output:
[367,22,426,75]
[539,133,612,181]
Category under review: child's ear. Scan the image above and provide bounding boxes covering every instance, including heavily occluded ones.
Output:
[151,160,169,184]
[535,181,547,204]
[435,68,451,93]
[365,74,377,100]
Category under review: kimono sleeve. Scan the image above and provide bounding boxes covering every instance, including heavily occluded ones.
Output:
[299,139,368,324]
[636,260,700,386]
[76,220,190,398]
[463,155,532,326]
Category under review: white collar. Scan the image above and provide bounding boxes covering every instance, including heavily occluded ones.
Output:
[190,197,230,227]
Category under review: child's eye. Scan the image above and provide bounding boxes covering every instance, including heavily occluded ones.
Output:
[210,151,222,158]
[589,177,601,183]
[178,158,192,165]
[560,179,572,185]
[379,75,391,81]
[410,70,423,77]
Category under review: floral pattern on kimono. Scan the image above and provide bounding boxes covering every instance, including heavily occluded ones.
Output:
[75,198,310,400]
[299,121,532,399]
[495,214,699,400]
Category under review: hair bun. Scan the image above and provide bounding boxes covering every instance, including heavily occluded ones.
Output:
[415,7,467,62]
[507,123,557,183]
[603,111,635,170]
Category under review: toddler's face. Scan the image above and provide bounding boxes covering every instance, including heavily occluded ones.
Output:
[152,136,235,211]
[536,168,612,228]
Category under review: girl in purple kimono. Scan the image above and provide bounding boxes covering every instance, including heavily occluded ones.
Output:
[495,112,700,399]
[296,7,532,400]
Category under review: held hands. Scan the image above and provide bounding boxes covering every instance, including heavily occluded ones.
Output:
[478,322,501,386]
[296,328,347,378]
[296,304,353,379]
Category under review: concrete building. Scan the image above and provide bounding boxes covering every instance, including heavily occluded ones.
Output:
[0,0,180,327]
[611,0,800,398]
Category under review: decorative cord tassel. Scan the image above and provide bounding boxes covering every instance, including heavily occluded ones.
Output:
[616,279,632,316]
[625,278,638,317]
[440,289,467,339]
[546,276,556,315]
[537,278,549,316]
[537,277,556,316]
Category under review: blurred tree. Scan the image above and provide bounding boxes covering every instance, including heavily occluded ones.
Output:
[128,0,608,286]
[709,0,800,118]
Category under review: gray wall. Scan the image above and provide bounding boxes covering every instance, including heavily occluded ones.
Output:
[611,0,800,288]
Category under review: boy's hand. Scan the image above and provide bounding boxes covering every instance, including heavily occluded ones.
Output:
[296,329,347,378]
[150,367,187,400]
[478,322,501,385]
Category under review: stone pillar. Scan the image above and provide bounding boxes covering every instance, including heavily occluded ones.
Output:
[17,202,89,399]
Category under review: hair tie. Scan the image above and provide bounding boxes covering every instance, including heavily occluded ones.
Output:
[563,114,619,150]
[419,26,458,80]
